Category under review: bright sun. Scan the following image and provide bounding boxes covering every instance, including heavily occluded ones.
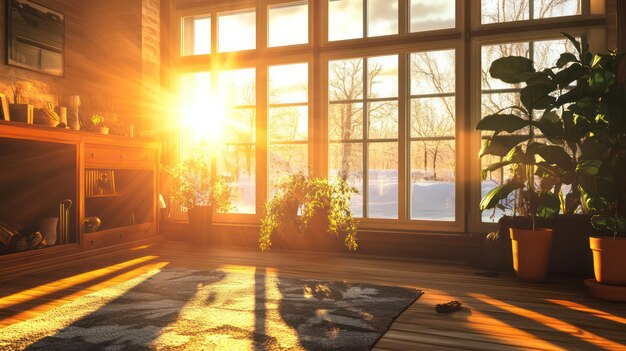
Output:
[181,91,227,145]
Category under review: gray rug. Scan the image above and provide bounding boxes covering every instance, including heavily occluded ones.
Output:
[0,268,422,350]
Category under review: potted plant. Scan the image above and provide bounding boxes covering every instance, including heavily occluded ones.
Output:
[259,173,358,252]
[168,148,233,245]
[90,113,109,134]
[569,47,626,290]
[477,50,574,282]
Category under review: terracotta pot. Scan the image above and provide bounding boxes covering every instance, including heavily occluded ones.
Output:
[510,228,553,283]
[590,237,626,285]
[187,206,212,245]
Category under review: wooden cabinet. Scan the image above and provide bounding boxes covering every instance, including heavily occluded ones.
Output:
[0,121,161,279]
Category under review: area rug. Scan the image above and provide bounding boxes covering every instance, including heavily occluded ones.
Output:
[0,267,422,350]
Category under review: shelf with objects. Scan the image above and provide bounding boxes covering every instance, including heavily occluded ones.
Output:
[83,168,154,233]
[0,120,160,279]
[0,137,77,256]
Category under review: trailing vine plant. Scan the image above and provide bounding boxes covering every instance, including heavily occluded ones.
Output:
[259,173,358,251]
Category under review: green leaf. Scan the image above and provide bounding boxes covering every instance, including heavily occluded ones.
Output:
[481,160,514,180]
[534,110,565,141]
[576,159,603,175]
[561,33,581,55]
[589,69,616,93]
[479,182,524,211]
[553,63,586,90]
[592,215,626,233]
[521,83,556,111]
[537,191,560,219]
[476,114,530,133]
[489,56,535,84]
[479,135,531,157]
[534,145,572,169]
[556,52,578,68]
[525,71,553,86]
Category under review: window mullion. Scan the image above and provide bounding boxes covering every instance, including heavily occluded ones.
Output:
[398,52,408,221]
[363,57,369,218]
[257,64,268,218]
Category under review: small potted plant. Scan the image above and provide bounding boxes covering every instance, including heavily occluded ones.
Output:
[90,113,109,134]
[168,148,233,245]
[259,173,358,252]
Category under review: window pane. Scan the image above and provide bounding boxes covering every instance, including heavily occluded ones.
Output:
[481,42,529,90]
[329,142,363,217]
[180,72,212,143]
[481,0,529,24]
[269,106,308,142]
[218,9,256,52]
[367,0,398,37]
[329,58,364,101]
[181,16,211,56]
[410,97,455,138]
[482,92,521,117]
[481,154,512,223]
[367,55,398,98]
[219,68,256,106]
[269,63,308,104]
[368,142,398,219]
[329,103,363,141]
[269,144,308,196]
[534,38,579,70]
[535,0,580,19]
[224,108,255,143]
[410,0,455,32]
[218,144,256,214]
[410,140,455,220]
[269,2,308,47]
[410,50,455,95]
[481,0,579,24]
[329,0,363,41]
[368,101,397,139]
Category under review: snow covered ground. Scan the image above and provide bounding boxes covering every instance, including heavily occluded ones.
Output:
[225,172,507,223]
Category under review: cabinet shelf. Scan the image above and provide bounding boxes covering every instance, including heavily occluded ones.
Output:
[85,193,125,199]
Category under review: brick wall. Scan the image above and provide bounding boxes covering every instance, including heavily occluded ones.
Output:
[0,0,85,107]
[0,0,160,130]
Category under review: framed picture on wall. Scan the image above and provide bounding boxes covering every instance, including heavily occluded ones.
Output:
[0,94,9,121]
[6,0,65,77]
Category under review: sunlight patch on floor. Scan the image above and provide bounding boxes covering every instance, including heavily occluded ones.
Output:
[155,269,302,350]
[0,256,160,310]
[470,293,625,350]
[0,265,166,349]
[545,299,626,326]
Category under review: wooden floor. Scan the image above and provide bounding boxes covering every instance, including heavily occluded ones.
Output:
[1,240,625,350]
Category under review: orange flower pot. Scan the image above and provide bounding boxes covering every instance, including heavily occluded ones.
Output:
[510,228,553,283]
[590,237,626,286]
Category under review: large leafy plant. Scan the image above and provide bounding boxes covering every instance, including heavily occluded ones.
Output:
[478,33,626,237]
[477,34,592,223]
[168,148,233,213]
[259,173,358,251]
[570,49,626,237]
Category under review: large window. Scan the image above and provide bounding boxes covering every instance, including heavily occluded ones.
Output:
[218,68,257,214]
[175,0,605,231]
[268,63,309,195]
[409,49,456,221]
[328,55,399,219]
